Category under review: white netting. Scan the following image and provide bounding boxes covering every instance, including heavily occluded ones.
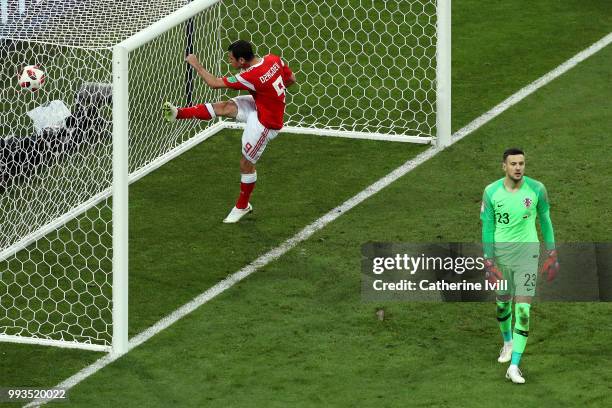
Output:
[0,0,438,349]
[1,0,189,49]
[0,2,223,348]
[0,41,116,346]
[222,0,438,137]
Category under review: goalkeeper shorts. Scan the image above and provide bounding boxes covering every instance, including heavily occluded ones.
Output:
[497,254,540,297]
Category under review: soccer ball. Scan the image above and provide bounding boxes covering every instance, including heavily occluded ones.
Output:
[18,65,46,92]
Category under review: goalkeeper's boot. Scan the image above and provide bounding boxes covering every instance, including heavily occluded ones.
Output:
[505,365,526,384]
[162,102,178,122]
[223,203,253,223]
[498,342,513,363]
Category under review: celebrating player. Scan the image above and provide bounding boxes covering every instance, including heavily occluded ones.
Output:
[480,148,558,384]
[163,40,296,223]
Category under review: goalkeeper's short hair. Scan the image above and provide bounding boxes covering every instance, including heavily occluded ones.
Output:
[503,147,524,162]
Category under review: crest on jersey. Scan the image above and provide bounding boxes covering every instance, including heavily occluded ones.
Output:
[523,197,532,208]
[226,76,238,83]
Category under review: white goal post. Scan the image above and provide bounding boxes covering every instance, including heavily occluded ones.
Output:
[0,0,450,355]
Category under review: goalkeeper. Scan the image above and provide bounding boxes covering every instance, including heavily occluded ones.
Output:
[480,148,558,384]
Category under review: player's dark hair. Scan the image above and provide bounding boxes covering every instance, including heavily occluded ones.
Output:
[228,40,255,61]
[503,148,524,162]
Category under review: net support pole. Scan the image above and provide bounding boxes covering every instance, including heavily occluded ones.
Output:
[1,1,7,24]
[185,0,195,106]
[436,0,451,147]
[111,45,129,356]
[185,17,195,106]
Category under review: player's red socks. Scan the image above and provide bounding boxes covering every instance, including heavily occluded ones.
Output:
[236,172,257,209]
[177,103,216,120]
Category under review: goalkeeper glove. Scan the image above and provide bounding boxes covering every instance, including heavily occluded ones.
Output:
[484,259,503,285]
[540,249,559,282]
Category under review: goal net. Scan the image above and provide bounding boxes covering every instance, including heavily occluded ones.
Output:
[0,0,449,353]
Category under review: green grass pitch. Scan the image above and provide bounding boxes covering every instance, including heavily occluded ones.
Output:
[1,1,612,407]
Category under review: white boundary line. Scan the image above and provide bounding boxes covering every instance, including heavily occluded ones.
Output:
[452,32,612,141]
[24,31,612,407]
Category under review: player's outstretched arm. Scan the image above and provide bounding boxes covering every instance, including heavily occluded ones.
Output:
[186,54,226,89]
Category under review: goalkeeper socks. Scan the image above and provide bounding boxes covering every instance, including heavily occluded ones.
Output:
[236,172,257,209]
[177,103,216,120]
[511,303,531,366]
[496,299,513,343]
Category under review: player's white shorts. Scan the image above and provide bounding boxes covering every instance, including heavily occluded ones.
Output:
[232,95,279,164]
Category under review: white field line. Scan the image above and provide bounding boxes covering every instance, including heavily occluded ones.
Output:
[452,32,612,141]
[24,31,612,408]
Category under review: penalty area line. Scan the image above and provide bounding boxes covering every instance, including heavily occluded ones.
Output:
[24,30,612,408]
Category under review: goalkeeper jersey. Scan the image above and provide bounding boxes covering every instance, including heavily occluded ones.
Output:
[480,176,555,262]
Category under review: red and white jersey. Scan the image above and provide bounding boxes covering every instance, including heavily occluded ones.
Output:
[222,54,293,130]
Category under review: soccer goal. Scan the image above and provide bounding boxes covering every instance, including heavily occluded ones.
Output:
[0,0,450,355]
